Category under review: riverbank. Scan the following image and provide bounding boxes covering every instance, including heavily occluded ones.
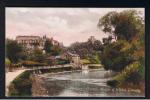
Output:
[32,69,144,97]
[7,66,73,96]
[5,69,26,96]
[7,66,144,97]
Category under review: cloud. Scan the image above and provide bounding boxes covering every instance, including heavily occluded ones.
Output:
[6,8,144,46]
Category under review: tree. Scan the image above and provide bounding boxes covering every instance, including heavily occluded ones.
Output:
[68,38,103,59]
[100,41,133,71]
[32,48,45,63]
[44,40,53,54]
[5,58,11,71]
[98,10,144,41]
[102,36,113,46]
[6,39,26,63]
[51,45,62,56]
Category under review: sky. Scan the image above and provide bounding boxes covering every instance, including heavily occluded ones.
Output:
[6,8,144,46]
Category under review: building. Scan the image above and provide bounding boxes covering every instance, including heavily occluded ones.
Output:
[16,35,59,51]
[60,51,81,68]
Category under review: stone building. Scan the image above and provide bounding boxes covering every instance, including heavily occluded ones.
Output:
[61,51,81,68]
[16,35,59,52]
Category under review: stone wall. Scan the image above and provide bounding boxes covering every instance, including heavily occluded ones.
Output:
[31,75,48,96]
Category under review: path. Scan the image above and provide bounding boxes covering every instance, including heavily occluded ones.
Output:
[5,69,26,96]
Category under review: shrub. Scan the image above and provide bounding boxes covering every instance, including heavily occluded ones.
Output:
[5,58,11,67]
[21,60,47,67]
[12,63,22,68]
[107,61,142,88]
[56,59,70,65]
[80,59,91,64]
[100,40,133,72]
[88,54,101,64]
[8,70,32,96]
[125,71,142,85]
[138,57,145,79]
[107,80,119,88]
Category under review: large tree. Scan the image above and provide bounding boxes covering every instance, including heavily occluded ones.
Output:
[44,40,53,54]
[6,39,26,63]
[98,10,144,72]
[32,48,45,63]
[98,10,144,41]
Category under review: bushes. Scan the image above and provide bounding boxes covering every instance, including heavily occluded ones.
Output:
[8,67,73,96]
[80,59,91,64]
[125,71,142,85]
[107,61,143,87]
[88,54,101,64]
[5,58,11,67]
[107,80,119,88]
[100,40,133,72]
[21,60,47,67]
[8,70,32,96]
[55,59,70,65]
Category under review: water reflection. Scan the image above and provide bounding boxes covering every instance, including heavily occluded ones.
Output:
[39,69,144,97]
[82,69,89,74]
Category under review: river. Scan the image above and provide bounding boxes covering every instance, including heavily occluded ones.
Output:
[38,68,144,97]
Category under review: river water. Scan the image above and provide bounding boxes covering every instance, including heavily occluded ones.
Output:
[39,69,144,97]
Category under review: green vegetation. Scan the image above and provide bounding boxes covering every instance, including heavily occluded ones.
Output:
[55,59,70,65]
[80,59,91,64]
[6,39,27,63]
[98,10,144,89]
[5,58,11,68]
[68,40,102,64]
[8,66,73,96]
[44,40,62,56]
[5,38,63,69]
[8,70,32,96]
[21,60,47,67]
[44,40,53,54]
[31,48,45,63]
[100,40,133,71]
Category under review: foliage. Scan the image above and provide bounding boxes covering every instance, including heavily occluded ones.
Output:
[28,48,45,63]
[107,61,143,87]
[44,40,62,56]
[55,59,70,65]
[99,10,144,88]
[68,39,102,59]
[80,59,91,64]
[8,70,32,96]
[6,39,27,63]
[21,60,47,67]
[12,63,22,68]
[51,45,62,56]
[100,40,133,71]
[88,54,101,64]
[44,40,53,54]
[125,71,142,85]
[107,80,119,88]
[8,67,73,96]
[5,58,11,68]
[98,10,144,41]
[138,57,145,79]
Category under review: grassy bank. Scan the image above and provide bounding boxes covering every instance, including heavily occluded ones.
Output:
[106,62,145,94]
[8,66,73,96]
[8,70,32,96]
